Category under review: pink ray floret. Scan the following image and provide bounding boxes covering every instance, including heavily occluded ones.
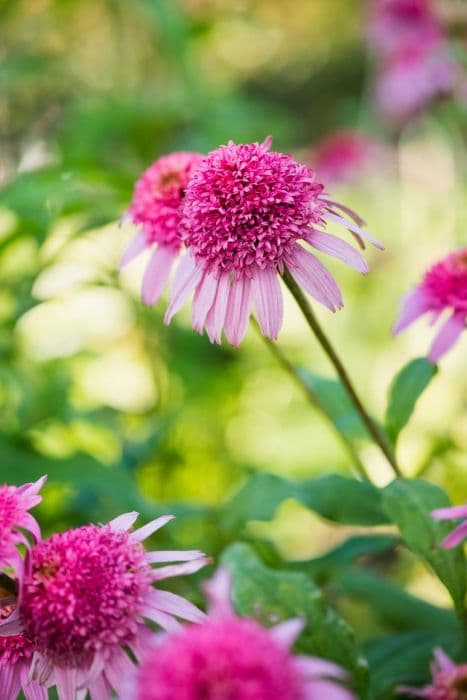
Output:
[431,503,467,549]
[0,476,45,579]
[394,248,467,362]
[124,568,356,700]
[398,647,467,698]
[121,151,204,306]
[367,0,442,58]
[164,137,383,346]
[0,511,208,700]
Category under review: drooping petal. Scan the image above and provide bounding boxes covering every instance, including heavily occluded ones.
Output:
[142,245,177,307]
[306,229,369,273]
[393,286,432,335]
[269,618,304,650]
[119,231,148,269]
[102,649,135,697]
[87,674,112,700]
[164,253,203,324]
[205,272,231,344]
[428,312,465,362]
[432,505,467,520]
[192,272,218,333]
[149,589,207,623]
[324,211,384,250]
[19,665,48,700]
[55,667,78,700]
[251,267,283,339]
[150,557,210,582]
[287,245,343,312]
[0,662,22,700]
[203,567,234,618]
[441,521,467,549]
[224,276,253,346]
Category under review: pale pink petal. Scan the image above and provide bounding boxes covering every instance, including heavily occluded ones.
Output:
[224,276,253,346]
[0,663,21,700]
[433,647,456,672]
[30,653,54,686]
[428,312,465,362]
[88,675,112,700]
[146,549,205,563]
[20,513,41,542]
[150,557,209,581]
[269,618,304,650]
[432,505,467,520]
[142,606,183,633]
[103,649,135,696]
[192,272,218,332]
[131,515,175,543]
[251,267,283,339]
[119,231,148,269]
[287,245,343,312]
[142,245,177,307]
[205,272,231,344]
[109,511,139,532]
[441,521,467,549]
[203,567,234,617]
[319,198,366,227]
[303,680,355,700]
[324,211,384,250]
[296,656,348,681]
[306,229,369,273]
[149,589,207,623]
[20,665,48,700]
[19,475,47,498]
[164,253,203,324]
[55,667,78,700]
[393,287,432,335]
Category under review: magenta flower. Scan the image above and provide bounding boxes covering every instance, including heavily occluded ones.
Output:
[375,43,458,124]
[0,512,208,699]
[0,632,47,700]
[394,248,467,362]
[0,476,45,579]
[432,504,467,548]
[367,0,442,58]
[164,137,382,345]
[312,130,384,185]
[121,151,204,306]
[124,568,356,700]
[398,648,467,698]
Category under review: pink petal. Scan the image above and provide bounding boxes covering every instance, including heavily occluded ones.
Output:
[324,211,384,250]
[142,245,177,307]
[131,515,175,542]
[287,245,343,312]
[393,287,432,335]
[251,267,283,339]
[192,272,218,333]
[55,667,78,700]
[119,231,148,269]
[296,656,348,682]
[269,618,304,650]
[203,567,234,617]
[164,253,203,324]
[320,198,366,227]
[0,663,21,700]
[151,556,209,581]
[142,606,182,633]
[86,675,112,700]
[103,649,135,696]
[109,511,139,532]
[20,665,48,700]
[432,505,467,520]
[205,272,231,344]
[224,276,253,346]
[303,680,356,700]
[428,312,465,362]
[433,647,456,672]
[441,521,467,549]
[306,229,369,274]
[146,549,205,563]
[149,589,207,623]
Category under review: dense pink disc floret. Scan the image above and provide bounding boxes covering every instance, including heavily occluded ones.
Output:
[165,138,382,345]
[134,616,303,700]
[0,477,45,576]
[399,648,467,699]
[394,248,467,362]
[21,524,152,666]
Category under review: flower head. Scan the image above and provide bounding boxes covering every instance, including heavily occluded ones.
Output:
[165,137,382,345]
[431,504,467,549]
[398,648,467,698]
[0,476,45,578]
[0,631,47,700]
[312,130,384,185]
[367,0,442,58]
[121,151,204,306]
[125,568,356,700]
[2,511,208,699]
[394,248,467,362]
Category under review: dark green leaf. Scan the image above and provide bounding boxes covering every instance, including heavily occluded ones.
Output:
[385,358,437,444]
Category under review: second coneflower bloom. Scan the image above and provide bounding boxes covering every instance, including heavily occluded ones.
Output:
[120,151,203,306]
[165,137,382,345]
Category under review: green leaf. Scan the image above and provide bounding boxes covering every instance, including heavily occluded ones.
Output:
[222,542,368,695]
[222,473,389,531]
[385,358,437,444]
[382,479,466,616]
[299,371,368,441]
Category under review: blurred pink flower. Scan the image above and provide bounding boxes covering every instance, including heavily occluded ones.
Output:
[0,512,208,700]
[312,130,385,185]
[432,503,467,548]
[165,137,383,345]
[367,0,442,58]
[121,151,204,306]
[375,43,458,124]
[393,248,467,362]
[0,631,47,700]
[0,476,45,580]
[124,568,356,700]
[398,648,467,698]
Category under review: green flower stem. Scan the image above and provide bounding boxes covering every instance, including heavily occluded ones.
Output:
[253,320,370,481]
[283,268,402,478]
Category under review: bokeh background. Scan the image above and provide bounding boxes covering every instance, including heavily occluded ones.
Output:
[1,0,466,631]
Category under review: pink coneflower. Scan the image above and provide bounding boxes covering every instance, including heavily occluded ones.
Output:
[0,476,45,579]
[375,43,458,124]
[164,137,382,345]
[120,151,204,306]
[432,504,467,548]
[312,130,384,185]
[393,248,467,362]
[1,511,208,699]
[398,648,467,698]
[124,568,356,700]
[0,631,47,700]
[367,0,442,58]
